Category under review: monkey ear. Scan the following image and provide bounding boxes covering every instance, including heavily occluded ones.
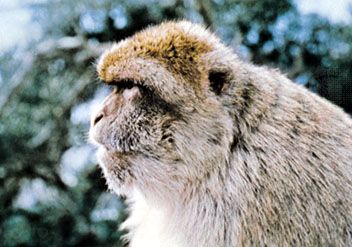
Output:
[208,70,229,95]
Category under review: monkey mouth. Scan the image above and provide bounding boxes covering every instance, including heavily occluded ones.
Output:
[90,131,134,155]
[97,145,131,156]
[99,140,141,157]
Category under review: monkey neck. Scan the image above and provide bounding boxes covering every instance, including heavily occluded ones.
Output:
[125,168,241,247]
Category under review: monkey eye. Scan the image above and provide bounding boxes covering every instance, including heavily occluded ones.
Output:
[108,79,144,95]
[110,79,136,90]
[106,79,150,96]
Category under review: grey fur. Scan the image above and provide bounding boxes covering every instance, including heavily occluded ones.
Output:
[90,21,352,247]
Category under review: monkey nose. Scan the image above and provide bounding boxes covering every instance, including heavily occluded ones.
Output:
[93,113,104,126]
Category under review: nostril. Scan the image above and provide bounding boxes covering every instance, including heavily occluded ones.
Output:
[93,113,104,125]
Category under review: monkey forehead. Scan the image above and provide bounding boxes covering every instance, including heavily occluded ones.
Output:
[97,21,221,84]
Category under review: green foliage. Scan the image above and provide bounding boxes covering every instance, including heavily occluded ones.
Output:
[0,0,351,246]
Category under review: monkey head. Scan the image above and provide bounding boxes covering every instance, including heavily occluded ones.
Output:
[89,21,236,197]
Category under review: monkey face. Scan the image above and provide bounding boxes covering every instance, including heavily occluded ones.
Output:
[90,78,178,155]
[89,21,235,195]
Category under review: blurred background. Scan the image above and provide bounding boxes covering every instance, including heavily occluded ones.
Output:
[0,0,351,246]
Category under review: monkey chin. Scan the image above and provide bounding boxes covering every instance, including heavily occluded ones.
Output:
[96,147,135,195]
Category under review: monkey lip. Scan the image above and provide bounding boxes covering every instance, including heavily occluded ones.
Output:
[99,144,138,157]
[90,132,133,155]
[90,135,133,157]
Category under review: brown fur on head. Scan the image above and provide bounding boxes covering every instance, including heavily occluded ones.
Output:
[90,21,352,247]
